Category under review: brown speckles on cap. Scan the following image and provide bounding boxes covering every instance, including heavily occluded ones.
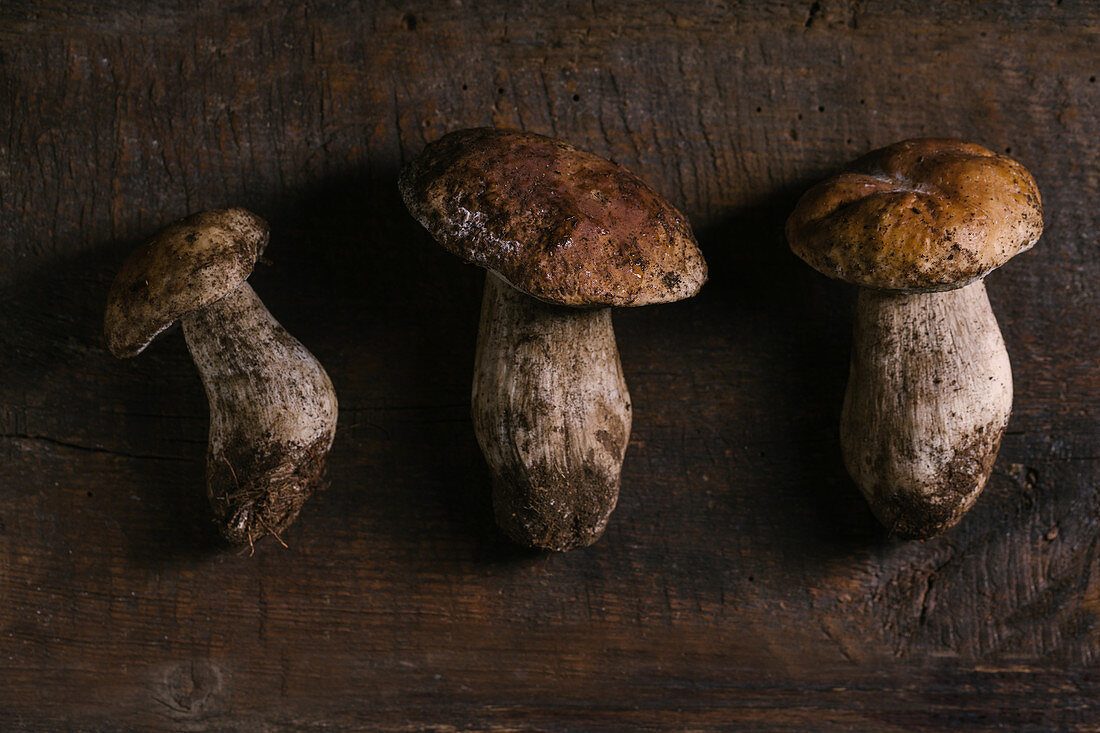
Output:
[786,138,1043,292]
[399,128,707,307]
[104,208,269,357]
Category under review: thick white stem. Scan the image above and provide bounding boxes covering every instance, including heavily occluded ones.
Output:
[182,283,338,545]
[472,272,632,551]
[841,280,1012,538]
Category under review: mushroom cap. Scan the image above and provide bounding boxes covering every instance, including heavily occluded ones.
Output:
[786,139,1043,292]
[104,208,269,358]
[399,128,707,307]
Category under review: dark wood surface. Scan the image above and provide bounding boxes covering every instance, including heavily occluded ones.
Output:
[2,1,1098,729]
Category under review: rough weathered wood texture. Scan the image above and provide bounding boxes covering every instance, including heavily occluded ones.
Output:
[1,1,1097,729]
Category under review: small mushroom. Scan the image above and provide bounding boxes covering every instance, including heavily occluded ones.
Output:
[104,208,338,546]
[400,128,707,551]
[787,139,1043,538]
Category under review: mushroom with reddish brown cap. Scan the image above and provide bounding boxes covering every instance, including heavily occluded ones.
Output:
[786,139,1043,538]
[104,208,338,546]
[400,128,708,551]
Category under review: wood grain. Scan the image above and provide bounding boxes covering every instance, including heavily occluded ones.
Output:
[1,0,1097,729]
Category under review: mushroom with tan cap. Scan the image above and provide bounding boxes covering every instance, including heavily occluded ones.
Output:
[786,139,1043,538]
[104,208,338,546]
[400,128,708,551]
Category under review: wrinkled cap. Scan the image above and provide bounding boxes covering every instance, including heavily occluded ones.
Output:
[104,208,269,357]
[786,139,1043,292]
[399,128,707,307]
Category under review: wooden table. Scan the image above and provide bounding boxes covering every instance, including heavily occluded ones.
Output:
[2,2,1098,729]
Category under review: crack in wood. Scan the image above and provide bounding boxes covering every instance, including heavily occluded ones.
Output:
[0,433,191,463]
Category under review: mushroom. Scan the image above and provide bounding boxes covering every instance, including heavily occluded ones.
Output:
[786,139,1043,538]
[400,128,707,551]
[104,208,338,546]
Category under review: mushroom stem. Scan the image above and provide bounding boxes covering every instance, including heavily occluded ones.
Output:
[472,272,632,551]
[840,280,1012,538]
[182,283,338,545]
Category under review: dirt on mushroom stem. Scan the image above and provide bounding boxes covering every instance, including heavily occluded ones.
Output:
[869,426,1004,539]
[472,272,632,551]
[840,280,1012,538]
[491,462,620,551]
[183,283,338,547]
[209,434,332,546]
